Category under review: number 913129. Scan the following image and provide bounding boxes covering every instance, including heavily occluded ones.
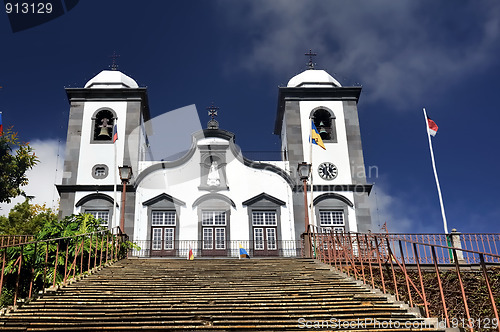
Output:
[6,2,53,14]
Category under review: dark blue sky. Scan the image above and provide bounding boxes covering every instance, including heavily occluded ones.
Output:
[1,1,499,233]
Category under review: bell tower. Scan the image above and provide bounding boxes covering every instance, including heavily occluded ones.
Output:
[274,65,372,237]
[57,69,150,236]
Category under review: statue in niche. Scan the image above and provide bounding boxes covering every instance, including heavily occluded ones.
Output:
[207,161,220,187]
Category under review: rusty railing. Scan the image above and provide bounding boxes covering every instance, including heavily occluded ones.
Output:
[0,228,128,308]
[309,226,500,331]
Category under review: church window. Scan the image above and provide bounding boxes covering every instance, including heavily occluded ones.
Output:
[312,108,337,143]
[319,210,345,233]
[152,211,176,225]
[92,164,108,179]
[86,210,109,227]
[92,109,115,142]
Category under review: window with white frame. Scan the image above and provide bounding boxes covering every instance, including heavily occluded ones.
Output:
[152,211,176,226]
[86,210,109,226]
[202,211,226,226]
[252,211,277,226]
[319,210,345,233]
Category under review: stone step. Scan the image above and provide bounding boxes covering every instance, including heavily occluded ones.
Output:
[0,258,444,331]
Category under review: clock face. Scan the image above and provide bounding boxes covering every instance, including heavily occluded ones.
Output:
[318,162,338,180]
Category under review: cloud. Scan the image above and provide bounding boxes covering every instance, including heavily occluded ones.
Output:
[219,1,500,106]
[0,139,63,216]
[368,183,443,234]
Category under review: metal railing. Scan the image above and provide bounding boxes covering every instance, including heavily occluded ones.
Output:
[308,226,500,331]
[0,229,128,308]
[0,235,34,247]
[131,240,303,258]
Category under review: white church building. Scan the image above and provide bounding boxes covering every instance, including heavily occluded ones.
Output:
[57,64,372,257]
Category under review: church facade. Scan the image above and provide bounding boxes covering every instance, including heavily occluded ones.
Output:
[57,66,372,257]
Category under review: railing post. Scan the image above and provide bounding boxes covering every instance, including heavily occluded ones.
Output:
[43,242,48,293]
[449,229,465,264]
[356,234,366,285]
[53,240,59,288]
[13,245,24,306]
[0,249,5,299]
[365,234,375,289]
[431,246,449,328]
[452,249,473,332]
[28,242,37,299]
[413,243,429,318]
[88,234,92,272]
[398,240,413,307]
[479,253,500,331]
[374,236,386,294]
[385,238,399,301]
[63,239,69,284]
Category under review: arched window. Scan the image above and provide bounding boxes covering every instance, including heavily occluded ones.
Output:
[92,109,115,142]
[312,108,337,143]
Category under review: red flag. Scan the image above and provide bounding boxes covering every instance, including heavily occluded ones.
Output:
[427,117,438,137]
[112,124,118,142]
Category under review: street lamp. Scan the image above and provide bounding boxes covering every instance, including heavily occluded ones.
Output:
[118,165,133,234]
[297,162,312,257]
[297,162,311,232]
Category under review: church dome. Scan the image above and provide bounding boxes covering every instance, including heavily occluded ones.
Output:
[84,70,139,89]
[287,69,341,88]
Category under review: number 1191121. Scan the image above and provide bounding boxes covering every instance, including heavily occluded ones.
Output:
[6,2,53,14]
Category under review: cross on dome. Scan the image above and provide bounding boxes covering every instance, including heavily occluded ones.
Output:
[305,49,317,69]
[109,51,120,71]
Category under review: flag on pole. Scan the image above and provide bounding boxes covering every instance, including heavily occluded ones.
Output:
[311,121,326,150]
[188,248,194,260]
[0,112,3,136]
[239,243,250,259]
[427,117,438,137]
[112,124,118,142]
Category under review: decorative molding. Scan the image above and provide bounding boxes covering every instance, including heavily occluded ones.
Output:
[242,192,286,207]
[193,193,236,208]
[75,193,118,207]
[142,193,186,207]
[313,193,354,208]
[56,184,135,193]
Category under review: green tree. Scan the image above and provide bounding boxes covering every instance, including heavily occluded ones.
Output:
[0,128,38,203]
[0,198,58,235]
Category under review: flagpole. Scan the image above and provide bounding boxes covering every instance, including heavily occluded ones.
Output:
[309,119,314,227]
[423,108,448,234]
[112,119,118,234]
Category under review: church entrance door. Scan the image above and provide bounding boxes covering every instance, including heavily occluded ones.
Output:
[150,227,176,256]
[201,227,227,256]
[253,227,278,256]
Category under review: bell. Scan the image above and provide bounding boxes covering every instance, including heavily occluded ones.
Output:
[98,127,111,138]
[319,127,327,134]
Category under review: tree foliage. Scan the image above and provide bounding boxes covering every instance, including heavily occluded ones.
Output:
[0,128,38,203]
[0,198,57,235]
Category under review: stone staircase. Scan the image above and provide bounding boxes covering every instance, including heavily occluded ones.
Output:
[0,258,444,331]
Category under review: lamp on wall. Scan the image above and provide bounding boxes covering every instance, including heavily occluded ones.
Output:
[118,165,133,234]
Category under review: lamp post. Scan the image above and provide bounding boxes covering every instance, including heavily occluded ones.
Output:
[118,165,133,234]
[297,162,312,257]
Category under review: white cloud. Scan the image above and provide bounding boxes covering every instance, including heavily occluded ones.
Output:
[220,1,500,106]
[0,139,63,216]
[368,183,443,234]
